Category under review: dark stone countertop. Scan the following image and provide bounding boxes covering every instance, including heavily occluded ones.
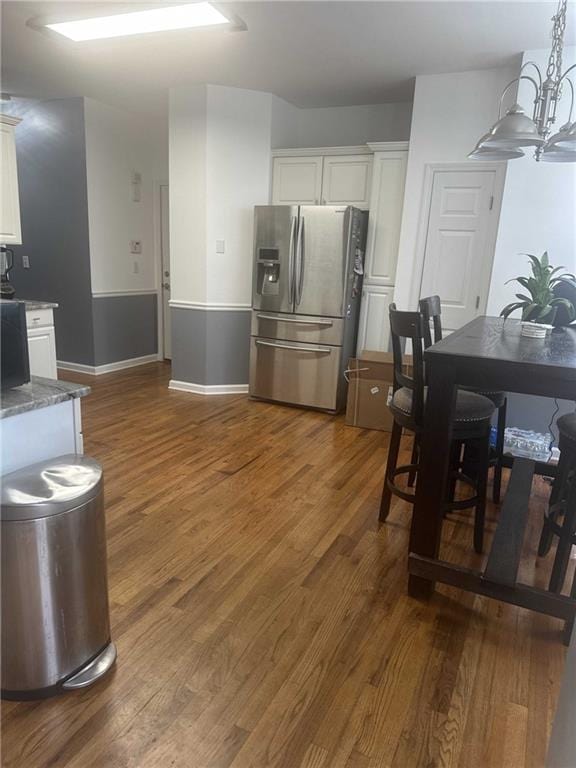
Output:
[0,377,90,419]
[0,299,59,311]
[22,300,59,310]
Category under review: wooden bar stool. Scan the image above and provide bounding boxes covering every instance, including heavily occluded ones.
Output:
[419,295,508,503]
[538,412,576,593]
[379,305,496,553]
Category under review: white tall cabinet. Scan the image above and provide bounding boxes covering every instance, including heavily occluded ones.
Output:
[270,142,408,354]
[357,144,408,353]
[0,114,22,245]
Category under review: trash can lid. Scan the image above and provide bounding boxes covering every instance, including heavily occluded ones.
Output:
[1,454,103,521]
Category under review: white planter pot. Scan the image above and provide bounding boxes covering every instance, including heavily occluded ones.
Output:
[520,322,553,339]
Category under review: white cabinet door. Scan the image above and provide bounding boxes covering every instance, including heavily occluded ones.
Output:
[321,155,373,209]
[27,325,58,379]
[271,157,323,205]
[0,120,22,245]
[356,285,394,355]
[364,152,407,285]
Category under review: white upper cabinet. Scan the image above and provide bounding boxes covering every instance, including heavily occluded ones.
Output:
[271,149,373,209]
[363,150,407,285]
[0,115,22,245]
[272,156,323,205]
[321,155,372,209]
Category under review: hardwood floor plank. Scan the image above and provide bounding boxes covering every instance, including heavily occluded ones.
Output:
[1,362,568,768]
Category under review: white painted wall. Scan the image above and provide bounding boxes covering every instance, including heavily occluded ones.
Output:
[206,86,272,305]
[271,96,412,148]
[487,47,576,316]
[169,85,208,304]
[84,97,167,295]
[271,96,300,149]
[393,66,518,311]
[169,84,272,306]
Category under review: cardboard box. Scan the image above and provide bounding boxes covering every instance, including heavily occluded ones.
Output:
[345,351,413,432]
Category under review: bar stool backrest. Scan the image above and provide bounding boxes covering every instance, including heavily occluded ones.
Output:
[419,295,443,349]
[389,303,426,427]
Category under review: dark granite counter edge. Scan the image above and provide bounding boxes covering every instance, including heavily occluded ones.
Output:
[0,377,90,420]
[23,301,59,311]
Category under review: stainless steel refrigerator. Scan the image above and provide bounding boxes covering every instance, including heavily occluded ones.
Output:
[249,205,367,412]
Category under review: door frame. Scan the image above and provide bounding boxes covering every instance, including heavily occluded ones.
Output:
[153,179,169,360]
[410,161,507,314]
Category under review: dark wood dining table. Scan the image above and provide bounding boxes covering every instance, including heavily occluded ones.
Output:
[408,316,576,635]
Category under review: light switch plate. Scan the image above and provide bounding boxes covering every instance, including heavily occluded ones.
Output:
[22,254,30,269]
[130,240,142,254]
[216,240,225,254]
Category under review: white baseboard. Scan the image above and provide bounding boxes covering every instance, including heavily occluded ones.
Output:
[168,379,249,396]
[58,354,161,376]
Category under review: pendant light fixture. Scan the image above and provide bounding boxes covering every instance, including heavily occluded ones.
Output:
[469,0,576,162]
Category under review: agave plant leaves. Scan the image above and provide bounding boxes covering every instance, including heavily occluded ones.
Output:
[501,252,576,326]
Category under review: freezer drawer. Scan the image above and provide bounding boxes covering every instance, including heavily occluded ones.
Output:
[251,310,344,346]
[249,337,341,411]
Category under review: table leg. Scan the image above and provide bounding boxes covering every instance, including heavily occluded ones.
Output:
[408,360,457,599]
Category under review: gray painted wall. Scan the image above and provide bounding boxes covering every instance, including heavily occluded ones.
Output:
[171,307,250,385]
[5,98,95,365]
[6,97,160,368]
[92,294,158,366]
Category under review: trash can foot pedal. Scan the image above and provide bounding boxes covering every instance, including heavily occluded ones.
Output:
[63,643,117,690]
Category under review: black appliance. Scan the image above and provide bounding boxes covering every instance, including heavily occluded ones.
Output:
[1,301,30,390]
[1,247,16,300]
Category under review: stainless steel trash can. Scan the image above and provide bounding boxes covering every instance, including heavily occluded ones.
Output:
[1,454,116,700]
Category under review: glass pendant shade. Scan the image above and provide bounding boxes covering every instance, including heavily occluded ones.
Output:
[468,146,525,161]
[552,122,576,149]
[468,133,525,160]
[481,103,544,149]
[540,144,576,162]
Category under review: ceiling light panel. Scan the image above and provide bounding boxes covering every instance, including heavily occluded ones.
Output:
[45,3,229,42]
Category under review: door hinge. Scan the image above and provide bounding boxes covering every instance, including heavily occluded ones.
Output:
[475,295,481,310]
[489,195,494,211]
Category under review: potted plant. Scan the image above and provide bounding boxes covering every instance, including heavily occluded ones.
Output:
[500,252,576,337]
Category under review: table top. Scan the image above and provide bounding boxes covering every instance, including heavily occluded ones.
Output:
[424,317,576,400]
[427,316,576,375]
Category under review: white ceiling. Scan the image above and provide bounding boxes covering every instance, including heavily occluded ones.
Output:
[2,1,576,114]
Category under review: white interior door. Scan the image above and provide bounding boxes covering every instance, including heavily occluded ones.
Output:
[160,184,171,360]
[419,169,498,332]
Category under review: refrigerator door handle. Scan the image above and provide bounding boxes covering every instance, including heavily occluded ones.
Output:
[288,215,297,306]
[256,314,333,327]
[255,339,332,354]
[295,216,305,305]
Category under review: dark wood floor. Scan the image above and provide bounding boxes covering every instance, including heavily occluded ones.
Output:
[1,362,569,768]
